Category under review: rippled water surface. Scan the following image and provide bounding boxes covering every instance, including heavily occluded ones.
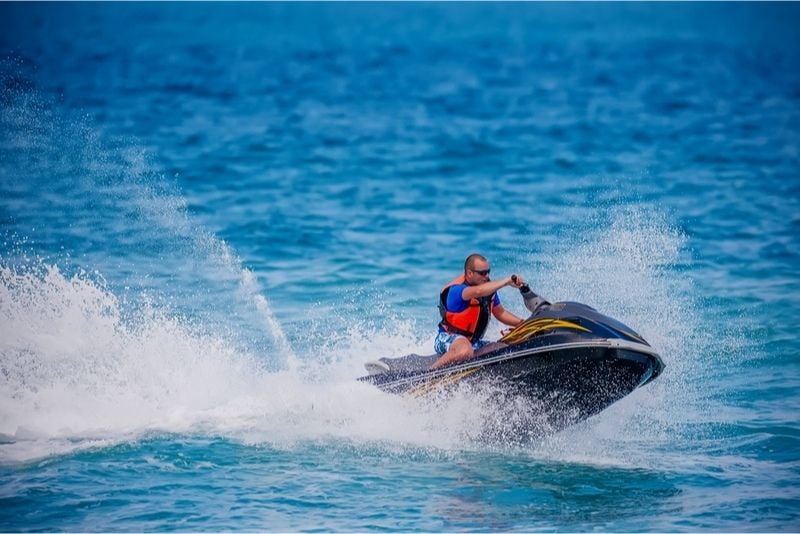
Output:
[1,3,799,531]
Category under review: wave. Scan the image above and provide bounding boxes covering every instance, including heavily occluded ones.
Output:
[0,79,727,467]
[0,205,707,468]
[0,261,497,462]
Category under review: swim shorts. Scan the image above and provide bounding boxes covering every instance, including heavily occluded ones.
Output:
[434,331,489,355]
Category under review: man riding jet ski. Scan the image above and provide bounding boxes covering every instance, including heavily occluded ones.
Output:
[361,254,664,433]
[432,253,528,369]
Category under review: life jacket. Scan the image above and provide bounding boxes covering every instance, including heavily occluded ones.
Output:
[438,275,494,342]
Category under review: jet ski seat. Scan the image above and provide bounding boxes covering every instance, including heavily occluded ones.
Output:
[364,341,509,375]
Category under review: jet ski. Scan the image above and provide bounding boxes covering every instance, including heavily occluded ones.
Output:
[360,280,664,433]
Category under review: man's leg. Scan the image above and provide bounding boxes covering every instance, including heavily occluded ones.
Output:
[431,336,474,369]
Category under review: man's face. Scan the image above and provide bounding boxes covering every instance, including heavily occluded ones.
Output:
[466,259,491,285]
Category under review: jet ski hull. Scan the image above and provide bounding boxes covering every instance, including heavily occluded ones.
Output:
[359,301,665,434]
[360,340,664,419]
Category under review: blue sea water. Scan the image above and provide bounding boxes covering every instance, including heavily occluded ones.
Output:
[1,2,799,531]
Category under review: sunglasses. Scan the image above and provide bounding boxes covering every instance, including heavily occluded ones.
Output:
[471,269,491,276]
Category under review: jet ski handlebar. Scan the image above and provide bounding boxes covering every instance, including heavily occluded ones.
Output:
[511,274,551,314]
[510,274,530,293]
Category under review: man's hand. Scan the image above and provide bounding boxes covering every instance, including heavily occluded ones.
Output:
[508,274,525,288]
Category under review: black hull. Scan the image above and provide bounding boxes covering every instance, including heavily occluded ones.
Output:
[484,344,661,433]
[360,341,663,435]
[359,301,665,436]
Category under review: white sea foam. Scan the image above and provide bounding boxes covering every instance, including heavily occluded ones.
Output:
[0,263,261,455]
[0,208,710,466]
[0,261,561,463]
[506,206,729,469]
[0,262,458,462]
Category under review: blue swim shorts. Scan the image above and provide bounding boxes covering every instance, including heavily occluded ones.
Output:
[434,331,489,355]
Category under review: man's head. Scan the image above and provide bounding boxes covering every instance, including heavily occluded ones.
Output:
[464,253,490,285]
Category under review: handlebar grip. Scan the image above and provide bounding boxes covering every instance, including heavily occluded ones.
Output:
[511,274,518,284]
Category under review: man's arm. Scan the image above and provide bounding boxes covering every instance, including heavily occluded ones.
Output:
[462,276,520,300]
[492,304,524,327]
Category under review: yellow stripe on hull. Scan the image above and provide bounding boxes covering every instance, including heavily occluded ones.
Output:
[409,367,480,397]
[500,318,591,345]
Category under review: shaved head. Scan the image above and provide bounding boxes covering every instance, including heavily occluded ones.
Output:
[464,253,487,272]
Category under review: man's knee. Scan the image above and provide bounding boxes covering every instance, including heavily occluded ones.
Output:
[449,337,474,358]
